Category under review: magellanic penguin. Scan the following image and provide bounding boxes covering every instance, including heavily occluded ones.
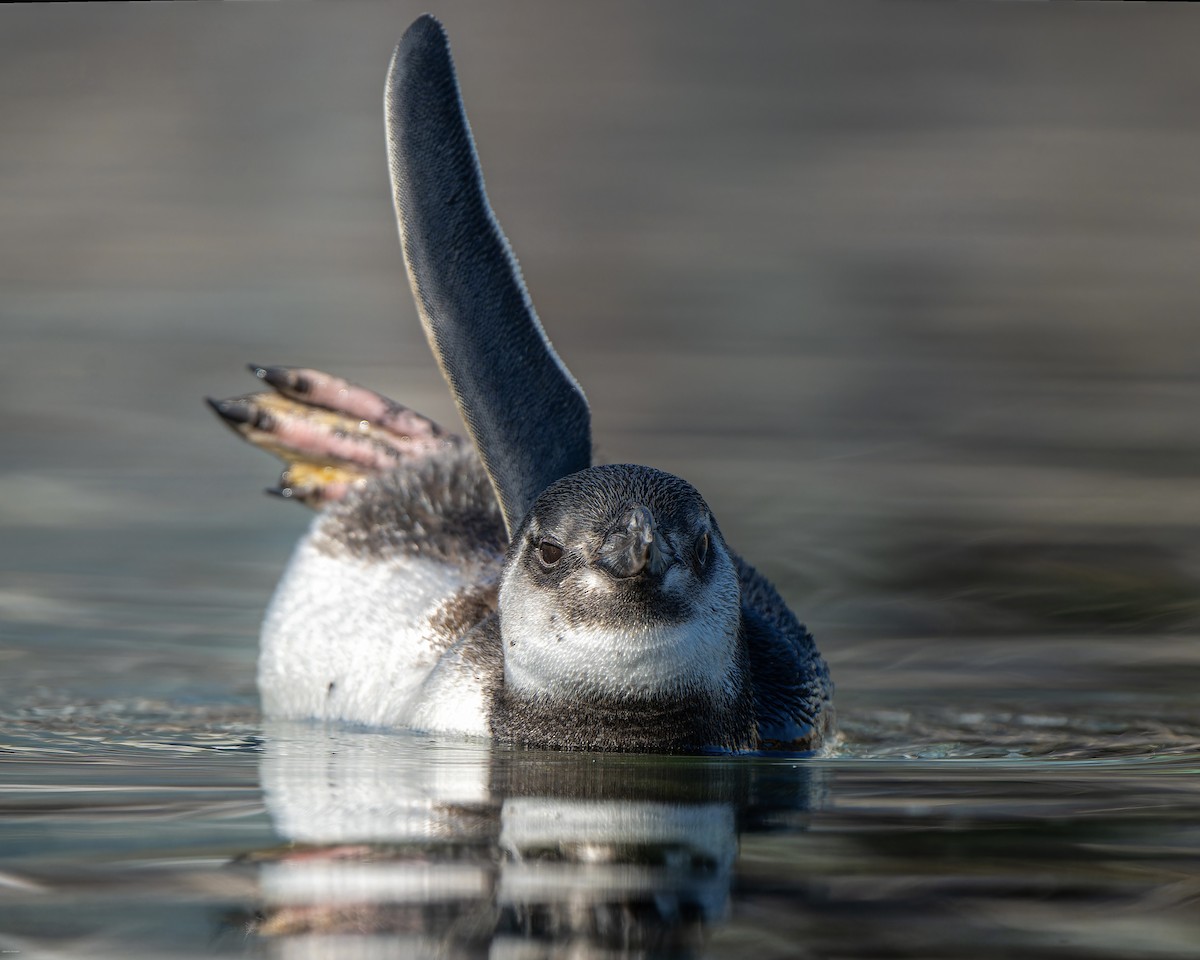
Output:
[207,15,833,754]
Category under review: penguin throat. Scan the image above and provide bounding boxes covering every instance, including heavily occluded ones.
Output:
[498,601,744,702]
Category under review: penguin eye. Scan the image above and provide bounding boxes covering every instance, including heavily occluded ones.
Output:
[694,532,709,569]
[538,540,563,566]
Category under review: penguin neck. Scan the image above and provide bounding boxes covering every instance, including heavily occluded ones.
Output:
[497,580,746,705]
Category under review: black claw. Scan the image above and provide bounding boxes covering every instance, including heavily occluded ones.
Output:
[248,363,310,396]
[206,396,273,431]
[206,396,252,425]
[248,363,287,388]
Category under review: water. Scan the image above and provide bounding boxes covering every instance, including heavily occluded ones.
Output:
[4,705,1199,957]
[2,5,1199,958]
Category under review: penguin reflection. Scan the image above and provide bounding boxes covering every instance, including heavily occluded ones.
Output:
[237,724,821,957]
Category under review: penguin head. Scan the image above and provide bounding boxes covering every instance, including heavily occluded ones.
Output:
[498,464,743,701]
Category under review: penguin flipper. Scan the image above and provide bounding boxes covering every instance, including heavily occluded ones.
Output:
[206,365,458,508]
[385,15,591,539]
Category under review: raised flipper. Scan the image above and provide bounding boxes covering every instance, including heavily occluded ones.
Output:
[385,15,591,538]
[206,365,457,508]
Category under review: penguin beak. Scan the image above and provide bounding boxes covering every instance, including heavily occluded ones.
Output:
[597,505,669,579]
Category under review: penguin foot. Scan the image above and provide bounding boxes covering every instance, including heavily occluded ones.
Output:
[206,366,459,508]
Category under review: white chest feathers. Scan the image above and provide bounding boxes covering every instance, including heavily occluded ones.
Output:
[257,522,497,737]
[498,552,743,703]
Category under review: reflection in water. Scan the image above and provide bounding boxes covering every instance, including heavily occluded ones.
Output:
[246,724,820,957]
[0,703,1197,957]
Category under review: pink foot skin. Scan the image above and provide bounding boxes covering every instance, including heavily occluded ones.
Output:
[207,365,459,507]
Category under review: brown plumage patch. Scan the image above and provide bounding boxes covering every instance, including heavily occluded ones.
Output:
[427,581,500,648]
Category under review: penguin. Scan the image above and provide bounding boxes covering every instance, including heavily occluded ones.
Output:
[207,15,832,754]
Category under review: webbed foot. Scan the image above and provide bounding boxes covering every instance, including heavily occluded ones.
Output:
[207,365,458,507]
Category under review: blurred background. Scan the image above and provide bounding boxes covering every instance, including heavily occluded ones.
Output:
[2,2,1198,717]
